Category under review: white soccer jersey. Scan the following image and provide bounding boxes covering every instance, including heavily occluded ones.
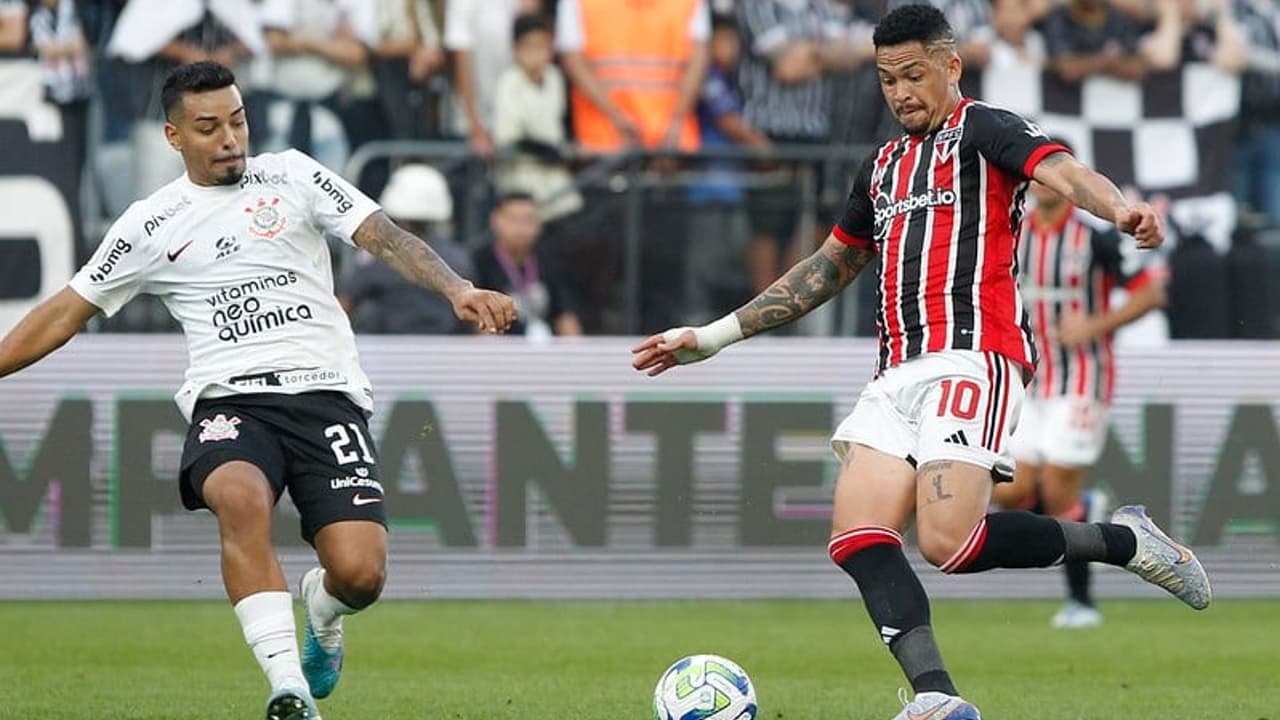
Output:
[69,150,382,420]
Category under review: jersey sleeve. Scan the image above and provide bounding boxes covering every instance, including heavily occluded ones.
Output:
[285,149,381,246]
[833,152,878,251]
[967,103,1070,182]
[67,206,155,317]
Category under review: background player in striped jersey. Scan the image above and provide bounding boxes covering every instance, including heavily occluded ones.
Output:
[996,145,1167,628]
[634,6,1209,720]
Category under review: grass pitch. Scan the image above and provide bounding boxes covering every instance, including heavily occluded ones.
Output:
[0,599,1274,719]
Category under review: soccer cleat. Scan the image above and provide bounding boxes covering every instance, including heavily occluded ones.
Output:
[300,567,344,699]
[891,689,981,720]
[264,686,321,720]
[1111,505,1212,610]
[1051,600,1103,629]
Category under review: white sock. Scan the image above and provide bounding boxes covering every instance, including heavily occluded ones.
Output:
[234,591,308,692]
[307,571,357,652]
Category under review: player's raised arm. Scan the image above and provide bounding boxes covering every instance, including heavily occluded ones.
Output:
[1032,152,1164,250]
[351,210,517,334]
[631,235,876,376]
[0,287,101,379]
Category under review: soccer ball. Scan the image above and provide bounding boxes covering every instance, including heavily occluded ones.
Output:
[653,654,757,720]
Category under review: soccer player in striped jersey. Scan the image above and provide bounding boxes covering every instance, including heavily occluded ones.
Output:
[633,5,1209,719]
[996,148,1167,628]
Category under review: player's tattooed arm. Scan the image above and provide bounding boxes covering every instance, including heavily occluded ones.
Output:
[1032,151,1163,248]
[352,211,473,299]
[735,236,875,338]
[1032,152,1127,225]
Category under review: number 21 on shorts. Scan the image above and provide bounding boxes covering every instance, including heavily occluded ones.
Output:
[936,378,981,420]
[325,422,375,465]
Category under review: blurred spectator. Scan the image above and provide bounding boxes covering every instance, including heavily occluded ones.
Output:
[106,0,264,196]
[1040,0,1147,83]
[340,164,476,334]
[0,0,27,55]
[29,0,92,181]
[1141,0,1247,72]
[371,0,445,141]
[736,0,869,294]
[683,12,766,323]
[991,0,1049,67]
[556,0,710,153]
[1234,0,1280,223]
[492,13,583,222]
[472,192,584,340]
[890,0,996,70]
[260,0,376,170]
[445,0,541,158]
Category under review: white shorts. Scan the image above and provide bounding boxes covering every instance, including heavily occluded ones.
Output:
[1008,395,1109,468]
[832,351,1024,481]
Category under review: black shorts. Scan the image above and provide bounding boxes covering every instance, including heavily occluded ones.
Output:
[179,391,387,544]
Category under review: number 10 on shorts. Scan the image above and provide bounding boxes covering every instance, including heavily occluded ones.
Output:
[937,378,981,420]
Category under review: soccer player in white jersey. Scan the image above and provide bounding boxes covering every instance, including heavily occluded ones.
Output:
[0,62,516,720]
[635,7,1208,720]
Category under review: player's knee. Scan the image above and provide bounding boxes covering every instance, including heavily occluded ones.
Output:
[328,562,385,609]
[916,526,968,570]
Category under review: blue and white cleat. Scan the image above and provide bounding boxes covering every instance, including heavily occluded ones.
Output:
[891,690,981,720]
[264,686,321,720]
[1111,505,1212,610]
[300,567,343,699]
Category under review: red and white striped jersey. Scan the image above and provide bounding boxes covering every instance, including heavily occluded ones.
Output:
[834,98,1067,379]
[1018,207,1153,403]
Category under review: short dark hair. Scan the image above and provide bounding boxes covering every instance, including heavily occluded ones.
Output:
[512,13,553,44]
[711,13,738,33]
[494,190,538,209]
[161,61,237,120]
[872,4,955,49]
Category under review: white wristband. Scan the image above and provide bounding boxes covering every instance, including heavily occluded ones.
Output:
[693,313,743,353]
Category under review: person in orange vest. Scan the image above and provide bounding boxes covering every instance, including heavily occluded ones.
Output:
[556,0,711,154]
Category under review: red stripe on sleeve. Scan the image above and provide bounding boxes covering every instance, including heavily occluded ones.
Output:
[1022,143,1071,180]
[832,224,877,251]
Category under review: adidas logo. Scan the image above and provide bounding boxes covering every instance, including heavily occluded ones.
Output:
[943,430,970,446]
[880,625,901,645]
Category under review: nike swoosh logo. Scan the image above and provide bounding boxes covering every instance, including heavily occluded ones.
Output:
[1144,527,1193,565]
[166,239,195,262]
[352,494,382,507]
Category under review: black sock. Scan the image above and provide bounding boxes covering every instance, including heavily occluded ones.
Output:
[949,511,1065,573]
[1059,521,1137,566]
[839,543,958,696]
[1064,560,1092,606]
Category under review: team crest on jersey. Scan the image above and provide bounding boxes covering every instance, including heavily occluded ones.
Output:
[198,414,242,443]
[245,197,288,239]
[933,126,963,164]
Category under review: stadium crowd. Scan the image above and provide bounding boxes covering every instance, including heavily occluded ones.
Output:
[0,0,1277,337]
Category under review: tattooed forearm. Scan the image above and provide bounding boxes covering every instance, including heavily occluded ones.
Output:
[1038,152,1126,224]
[734,238,874,337]
[352,211,471,298]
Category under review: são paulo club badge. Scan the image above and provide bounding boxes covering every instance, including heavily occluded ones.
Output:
[245,196,288,239]
[198,414,242,443]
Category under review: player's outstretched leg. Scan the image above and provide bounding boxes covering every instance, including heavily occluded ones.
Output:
[300,567,347,699]
[264,685,322,720]
[1110,505,1212,610]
